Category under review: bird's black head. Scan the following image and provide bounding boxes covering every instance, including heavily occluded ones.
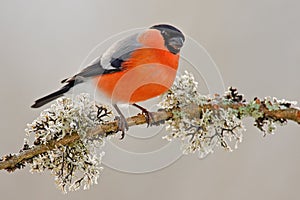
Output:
[150,24,185,54]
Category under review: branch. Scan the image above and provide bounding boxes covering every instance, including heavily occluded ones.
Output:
[1,71,300,194]
[0,101,299,171]
[0,109,172,171]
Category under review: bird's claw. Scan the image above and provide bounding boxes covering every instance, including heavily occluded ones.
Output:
[142,110,155,127]
[115,116,129,139]
[132,103,156,127]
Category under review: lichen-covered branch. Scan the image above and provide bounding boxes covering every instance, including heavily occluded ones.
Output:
[0,71,299,192]
[0,109,171,171]
[1,97,299,171]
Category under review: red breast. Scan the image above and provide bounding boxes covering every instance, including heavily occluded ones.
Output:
[95,29,180,103]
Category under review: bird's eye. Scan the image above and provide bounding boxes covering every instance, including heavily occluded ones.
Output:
[162,30,170,37]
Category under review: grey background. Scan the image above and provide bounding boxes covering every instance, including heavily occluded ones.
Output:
[0,0,299,199]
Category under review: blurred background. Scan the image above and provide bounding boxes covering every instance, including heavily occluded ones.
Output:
[0,0,299,199]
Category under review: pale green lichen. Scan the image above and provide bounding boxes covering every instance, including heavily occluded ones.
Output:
[237,100,263,119]
[160,71,295,158]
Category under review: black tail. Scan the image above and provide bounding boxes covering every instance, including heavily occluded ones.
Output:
[31,81,75,108]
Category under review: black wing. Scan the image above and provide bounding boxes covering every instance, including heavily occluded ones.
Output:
[32,32,143,108]
[61,58,122,84]
[61,32,141,83]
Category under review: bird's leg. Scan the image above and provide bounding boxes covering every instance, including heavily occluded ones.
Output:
[113,104,129,139]
[132,103,155,127]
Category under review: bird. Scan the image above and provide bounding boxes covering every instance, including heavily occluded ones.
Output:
[31,24,185,138]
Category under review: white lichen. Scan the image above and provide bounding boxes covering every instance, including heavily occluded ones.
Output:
[20,71,295,193]
[25,94,111,193]
[253,96,292,135]
[160,71,246,158]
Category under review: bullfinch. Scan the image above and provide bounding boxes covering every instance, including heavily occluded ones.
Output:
[31,24,185,137]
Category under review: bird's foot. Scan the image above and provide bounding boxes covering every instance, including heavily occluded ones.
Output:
[133,104,155,127]
[113,104,129,139]
[114,115,129,139]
